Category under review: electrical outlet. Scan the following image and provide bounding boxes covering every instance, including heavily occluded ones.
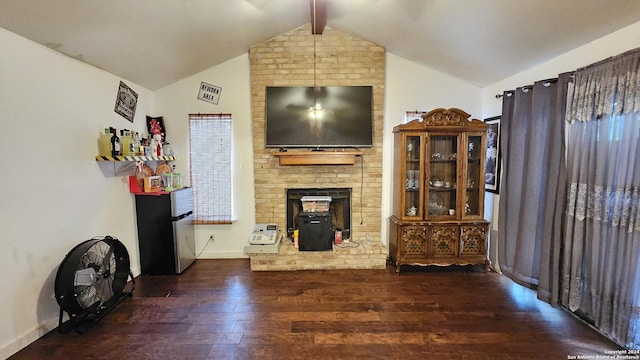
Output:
[209,234,215,243]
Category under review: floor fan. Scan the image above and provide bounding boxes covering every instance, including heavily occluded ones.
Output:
[54,235,135,333]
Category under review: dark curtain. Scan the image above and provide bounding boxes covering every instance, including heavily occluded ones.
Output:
[498,73,572,305]
[563,48,640,348]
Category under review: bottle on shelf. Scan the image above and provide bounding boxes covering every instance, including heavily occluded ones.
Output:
[129,131,134,154]
[98,128,112,156]
[149,135,158,156]
[132,131,141,156]
[163,139,174,157]
[127,130,135,156]
[110,127,121,156]
[143,135,151,156]
[152,134,163,156]
[121,129,134,156]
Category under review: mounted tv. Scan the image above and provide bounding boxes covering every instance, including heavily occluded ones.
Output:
[265,86,373,148]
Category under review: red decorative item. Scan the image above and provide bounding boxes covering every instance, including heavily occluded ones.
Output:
[146,116,166,143]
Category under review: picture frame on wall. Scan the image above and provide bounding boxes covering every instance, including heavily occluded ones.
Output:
[114,81,138,123]
[146,116,166,143]
[484,116,501,194]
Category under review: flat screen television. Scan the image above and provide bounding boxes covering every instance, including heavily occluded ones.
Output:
[265,86,373,148]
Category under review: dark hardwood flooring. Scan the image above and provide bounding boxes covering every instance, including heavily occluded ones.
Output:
[10,259,622,359]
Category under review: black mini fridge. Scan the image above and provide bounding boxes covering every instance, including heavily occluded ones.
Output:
[297,212,333,251]
[135,187,196,275]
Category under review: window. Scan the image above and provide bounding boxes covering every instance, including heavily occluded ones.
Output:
[189,113,232,224]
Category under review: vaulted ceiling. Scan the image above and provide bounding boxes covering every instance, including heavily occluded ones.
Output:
[2,0,640,90]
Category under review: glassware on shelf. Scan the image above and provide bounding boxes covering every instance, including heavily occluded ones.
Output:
[467,178,476,188]
[429,193,446,215]
[405,170,420,190]
[430,175,445,188]
[172,172,182,189]
[406,142,414,159]
[163,141,174,156]
[162,173,174,191]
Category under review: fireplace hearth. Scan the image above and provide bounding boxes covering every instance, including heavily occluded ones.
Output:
[286,188,351,240]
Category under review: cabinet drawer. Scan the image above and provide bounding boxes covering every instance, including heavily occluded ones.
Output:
[460,224,488,256]
[430,225,459,257]
[400,226,428,257]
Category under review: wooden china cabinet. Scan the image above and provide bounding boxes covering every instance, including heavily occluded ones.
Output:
[389,108,490,273]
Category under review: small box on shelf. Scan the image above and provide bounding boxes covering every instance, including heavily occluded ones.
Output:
[144,176,162,193]
[129,176,169,195]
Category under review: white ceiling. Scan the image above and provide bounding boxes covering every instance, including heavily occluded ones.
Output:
[2,0,640,90]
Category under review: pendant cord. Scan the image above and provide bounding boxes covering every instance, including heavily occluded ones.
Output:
[312,0,317,87]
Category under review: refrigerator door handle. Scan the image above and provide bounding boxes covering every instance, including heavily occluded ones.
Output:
[172,211,193,221]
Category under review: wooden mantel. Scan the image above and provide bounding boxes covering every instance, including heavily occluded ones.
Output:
[272,149,363,165]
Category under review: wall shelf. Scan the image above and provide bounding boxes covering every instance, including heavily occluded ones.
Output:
[95,155,176,162]
[272,150,363,165]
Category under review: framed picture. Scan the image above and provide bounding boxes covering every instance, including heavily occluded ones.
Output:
[484,116,501,194]
[114,81,138,123]
[146,116,166,143]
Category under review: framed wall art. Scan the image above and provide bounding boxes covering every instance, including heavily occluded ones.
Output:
[114,81,138,122]
[146,116,166,142]
[484,116,501,194]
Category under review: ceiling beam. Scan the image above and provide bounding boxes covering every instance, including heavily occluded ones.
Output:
[310,0,327,35]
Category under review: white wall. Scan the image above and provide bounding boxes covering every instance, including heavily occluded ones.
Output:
[481,21,640,117]
[0,34,491,359]
[381,53,483,245]
[154,54,255,259]
[154,51,484,257]
[3,16,639,359]
[480,20,640,269]
[0,28,155,358]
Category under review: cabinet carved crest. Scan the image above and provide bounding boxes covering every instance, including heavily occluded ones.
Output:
[422,108,469,127]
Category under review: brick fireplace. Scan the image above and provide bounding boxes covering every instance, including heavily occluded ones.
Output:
[248,25,387,270]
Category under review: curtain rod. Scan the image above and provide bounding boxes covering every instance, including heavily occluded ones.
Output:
[188,113,231,116]
[495,77,561,98]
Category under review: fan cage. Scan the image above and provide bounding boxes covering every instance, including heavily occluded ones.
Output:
[54,235,133,332]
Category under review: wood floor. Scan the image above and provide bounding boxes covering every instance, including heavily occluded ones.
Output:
[10,259,622,360]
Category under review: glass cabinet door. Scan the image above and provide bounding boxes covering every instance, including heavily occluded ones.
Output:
[465,134,483,217]
[402,135,422,219]
[427,134,459,218]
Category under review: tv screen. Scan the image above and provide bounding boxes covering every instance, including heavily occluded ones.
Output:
[265,86,373,148]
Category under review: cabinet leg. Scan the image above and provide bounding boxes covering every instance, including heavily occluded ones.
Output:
[388,256,400,273]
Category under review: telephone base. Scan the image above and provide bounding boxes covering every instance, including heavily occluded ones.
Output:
[244,234,283,254]
[249,233,279,245]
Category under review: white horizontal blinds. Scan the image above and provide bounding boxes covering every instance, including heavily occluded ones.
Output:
[189,113,232,224]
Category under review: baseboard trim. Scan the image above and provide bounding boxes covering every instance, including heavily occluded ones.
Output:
[196,251,248,259]
[1,316,58,359]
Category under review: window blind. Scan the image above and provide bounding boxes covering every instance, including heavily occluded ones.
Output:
[189,113,232,224]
